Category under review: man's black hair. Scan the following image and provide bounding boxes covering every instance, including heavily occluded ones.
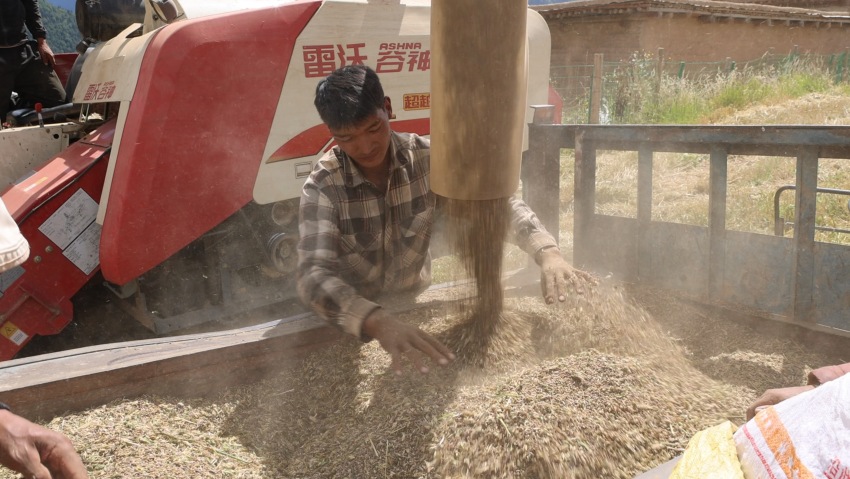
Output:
[314,65,385,131]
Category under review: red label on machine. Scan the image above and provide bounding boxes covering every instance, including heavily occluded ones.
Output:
[302,42,431,78]
[82,80,117,101]
[402,93,430,111]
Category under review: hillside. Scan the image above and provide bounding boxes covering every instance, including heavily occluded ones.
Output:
[40,0,81,54]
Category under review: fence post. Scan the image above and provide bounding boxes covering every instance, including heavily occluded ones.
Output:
[590,53,603,124]
[678,61,685,79]
[792,149,818,324]
[834,52,844,84]
[523,106,561,251]
[655,47,665,96]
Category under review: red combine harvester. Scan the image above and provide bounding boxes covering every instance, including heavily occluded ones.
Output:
[0,0,561,360]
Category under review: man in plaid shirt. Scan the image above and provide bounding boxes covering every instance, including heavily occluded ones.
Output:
[298,65,593,375]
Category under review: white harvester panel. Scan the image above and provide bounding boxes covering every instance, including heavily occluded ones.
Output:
[0,123,80,190]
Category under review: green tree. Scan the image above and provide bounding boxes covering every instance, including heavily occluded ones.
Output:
[40,2,81,54]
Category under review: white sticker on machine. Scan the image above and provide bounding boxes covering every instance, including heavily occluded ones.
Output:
[62,221,101,275]
[37,188,102,274]
[38,189,98,250]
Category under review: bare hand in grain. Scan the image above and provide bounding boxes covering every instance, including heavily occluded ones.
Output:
[538,248,597,303]
[362,309,456,375]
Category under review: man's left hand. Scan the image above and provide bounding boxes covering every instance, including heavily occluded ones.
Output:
[538,247,597,304]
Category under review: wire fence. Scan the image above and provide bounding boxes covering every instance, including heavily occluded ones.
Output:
[551,48,850,124]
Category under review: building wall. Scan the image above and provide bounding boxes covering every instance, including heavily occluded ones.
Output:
[547,13,850,66]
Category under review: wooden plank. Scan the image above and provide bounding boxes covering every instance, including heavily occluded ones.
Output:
[0,272,542,421]
[537,124,850,158]
[575,124,850,150]
[793,148,818,323]
[708,146,728,301]
[590,53,603,124]
[637,145,653,281]
[525,118,562,241]
[573,131,596,269]
[0,313,341,420]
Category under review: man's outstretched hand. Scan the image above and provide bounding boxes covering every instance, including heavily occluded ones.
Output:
[538,248,597,304]
[362,309,455,375]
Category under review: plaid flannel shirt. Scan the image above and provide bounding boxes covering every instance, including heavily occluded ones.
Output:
[297,131,558,340]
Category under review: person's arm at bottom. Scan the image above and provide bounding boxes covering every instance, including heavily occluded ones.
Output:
[745,385,814,421]
[0,408,88,479]
[362,309,455,375]
[746,362,850,421]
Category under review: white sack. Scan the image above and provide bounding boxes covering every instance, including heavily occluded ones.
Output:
[734,373,850,479]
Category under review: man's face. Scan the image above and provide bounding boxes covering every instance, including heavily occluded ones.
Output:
[329,97,393,171]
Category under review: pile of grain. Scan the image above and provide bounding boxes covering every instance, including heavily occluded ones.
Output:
[633,285,850,397]
[1,286,755,479]
[41,399,263,477]
[426,287,748,478]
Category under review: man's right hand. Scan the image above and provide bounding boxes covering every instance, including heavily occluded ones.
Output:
[362,309,455,375]
[35,38,56,67]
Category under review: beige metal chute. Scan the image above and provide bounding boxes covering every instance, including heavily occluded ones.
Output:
[430,0,528,200]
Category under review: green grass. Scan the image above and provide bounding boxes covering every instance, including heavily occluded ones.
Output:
[643,93,709,124]
[711,77,772,110]
[776,72,832,98]
[595,53,844,125]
